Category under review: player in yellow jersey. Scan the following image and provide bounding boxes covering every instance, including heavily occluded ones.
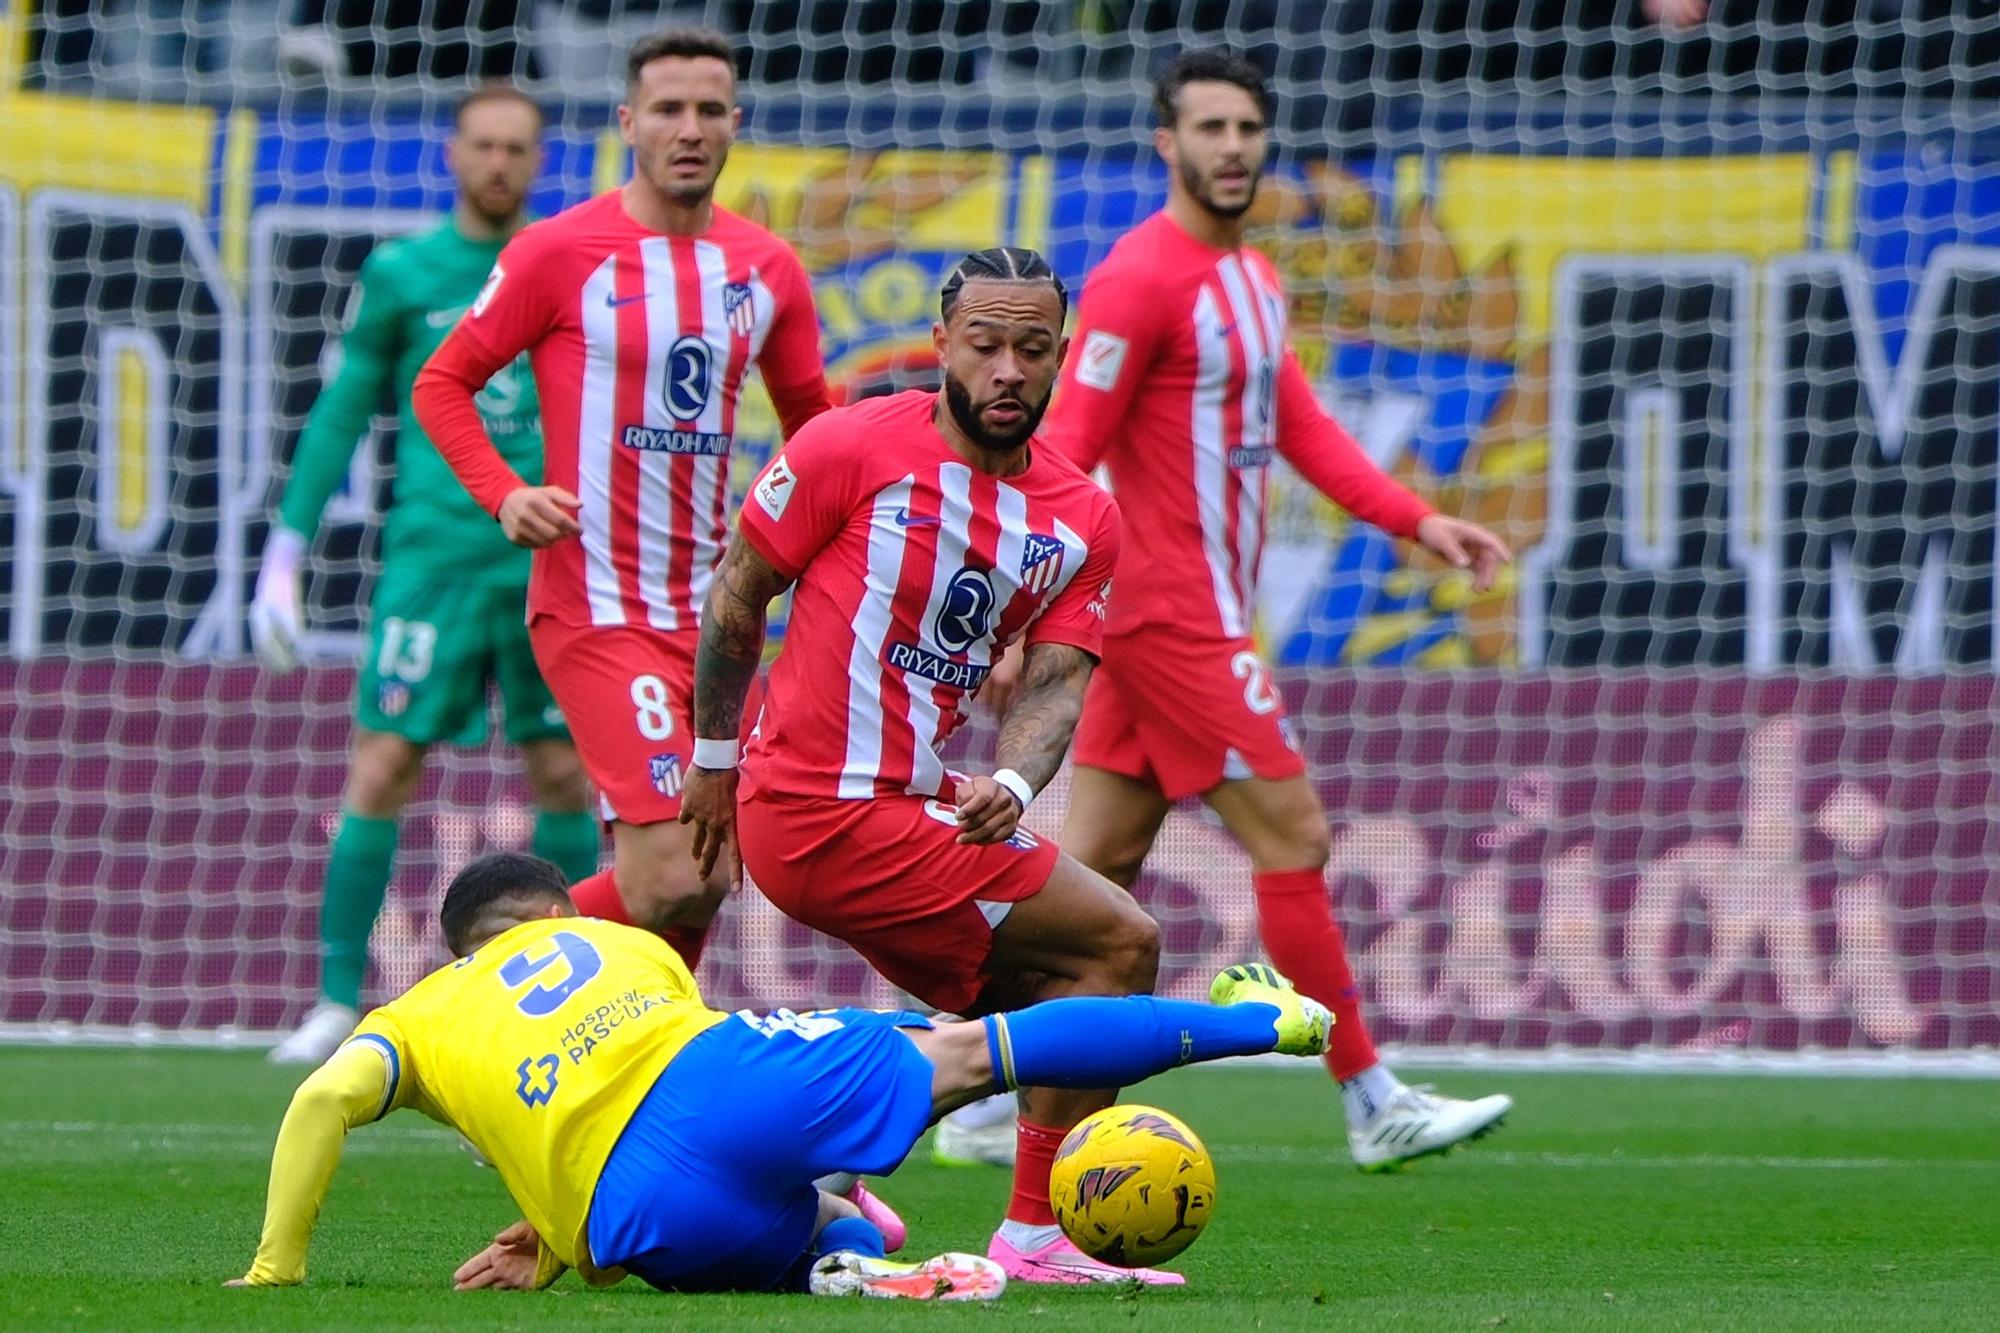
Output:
[235,852,1335,1297]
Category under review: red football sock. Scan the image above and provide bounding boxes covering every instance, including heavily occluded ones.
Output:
[569,872,708,969]
[568,870,633,925]
[1004,1117,1067,1227]
[1253,867,1380,1081]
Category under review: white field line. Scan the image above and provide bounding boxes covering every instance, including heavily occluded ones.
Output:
[6,1027,1998,1079]
[1214,1144,2000,1171]
[4,1120,1996,1174]
[0,1118,456,1157]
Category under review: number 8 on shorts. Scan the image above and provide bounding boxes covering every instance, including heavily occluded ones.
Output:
[528,617,698,825]
[631,674,675,741]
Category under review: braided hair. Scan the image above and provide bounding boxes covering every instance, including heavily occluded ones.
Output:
[938,246,1068,324]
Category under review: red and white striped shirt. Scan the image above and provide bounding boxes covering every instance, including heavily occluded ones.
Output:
[416,192,830,630]
[1041,210,1431,642]
[737,391,1121,802]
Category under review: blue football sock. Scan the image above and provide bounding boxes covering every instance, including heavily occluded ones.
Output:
[817,1216,886,1260]
[787,1215,887,1291]
[982,995,1282,1091]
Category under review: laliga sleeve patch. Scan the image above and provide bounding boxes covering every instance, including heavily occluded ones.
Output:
[754,455,797,519]
[1075,330,1129,391]
[471,264,505,318]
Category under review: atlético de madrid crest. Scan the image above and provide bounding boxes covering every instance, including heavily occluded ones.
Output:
[724,281,755,337]
[1020,533,1065,594]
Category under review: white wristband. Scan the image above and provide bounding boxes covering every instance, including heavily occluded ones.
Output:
[692,737,739,770]
[992,768,1034,810]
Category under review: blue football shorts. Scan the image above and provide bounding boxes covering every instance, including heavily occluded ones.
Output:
[585,1006,937,1292]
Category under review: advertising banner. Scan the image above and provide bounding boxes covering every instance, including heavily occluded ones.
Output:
[4,663,1991,1056]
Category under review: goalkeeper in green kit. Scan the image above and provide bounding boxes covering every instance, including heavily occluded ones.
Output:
[252,84,600,1065]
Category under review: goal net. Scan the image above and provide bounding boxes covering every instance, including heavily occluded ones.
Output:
[2,3,1996,1064]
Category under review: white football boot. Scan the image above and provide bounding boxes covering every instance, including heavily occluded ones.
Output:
[808,1251,1006,1301]
[267,1001,358,1065]
[932,1092,1017,1168]
[1349,1083,1512,1171]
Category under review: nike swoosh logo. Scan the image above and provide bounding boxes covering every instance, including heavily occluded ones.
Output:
[605,292,648,308]
[425,306,469,328]
[893,510,940,528]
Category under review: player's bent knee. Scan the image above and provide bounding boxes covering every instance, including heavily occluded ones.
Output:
[1243,799,1332,873]
[620,872,725,933]
[521,742,590,813]
[1284,815,1333,872]
[1119,914,1163,991]
[609,821,725,930]
[1092,845,1152,891]
[344,732,426,817]
[1091,909,1161,994]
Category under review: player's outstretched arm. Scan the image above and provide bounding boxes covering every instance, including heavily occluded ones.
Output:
[230,1042,390,1287]
[453,1218,574,1292]
[683,540,795,878]
[251,263,404,672]
[1272,353,1511,591]
[957,643,1094,846]
[1412,512,1512,594]
[1272,352,1433,538]
[274,261,403,551]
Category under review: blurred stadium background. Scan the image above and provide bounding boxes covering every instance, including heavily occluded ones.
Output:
[0,1,1996,1067]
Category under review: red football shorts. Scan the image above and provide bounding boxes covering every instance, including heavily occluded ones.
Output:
[1071,629,1306,802]
[529,614,697,826]
[738,790,1061,1015]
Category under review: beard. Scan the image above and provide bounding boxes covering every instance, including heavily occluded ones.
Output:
[464,178,526,227]
[943,372,1048,451]
[646,143,727,204]
[1181,154,1260,220]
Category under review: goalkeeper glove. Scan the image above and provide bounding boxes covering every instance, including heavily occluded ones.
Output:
[249,526,308,671]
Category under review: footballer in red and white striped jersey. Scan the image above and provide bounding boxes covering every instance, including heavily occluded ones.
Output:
[1042,208,1433,645]
[413,34,835,962]
[689,250,1199,1285]
[1040,207,1445,797]
[420,190,830,632]
[1027,51,1514,1180]
[736,389,1119,805]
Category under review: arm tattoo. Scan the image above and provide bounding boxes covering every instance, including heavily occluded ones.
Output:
[693,542,793,740]
[995,643,1095,795]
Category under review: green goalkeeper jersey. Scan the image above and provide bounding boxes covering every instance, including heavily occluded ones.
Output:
[277,216,541,584]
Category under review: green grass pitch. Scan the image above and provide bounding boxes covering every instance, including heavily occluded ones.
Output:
[2,1050,1995,1330]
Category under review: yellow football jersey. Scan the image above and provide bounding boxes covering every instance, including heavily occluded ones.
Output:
[351,915,727,1281]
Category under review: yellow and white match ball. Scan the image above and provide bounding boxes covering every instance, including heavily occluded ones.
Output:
[1049,1104,1216,1267]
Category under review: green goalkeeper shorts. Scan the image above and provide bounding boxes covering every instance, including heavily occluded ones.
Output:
[354,568,568,748]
